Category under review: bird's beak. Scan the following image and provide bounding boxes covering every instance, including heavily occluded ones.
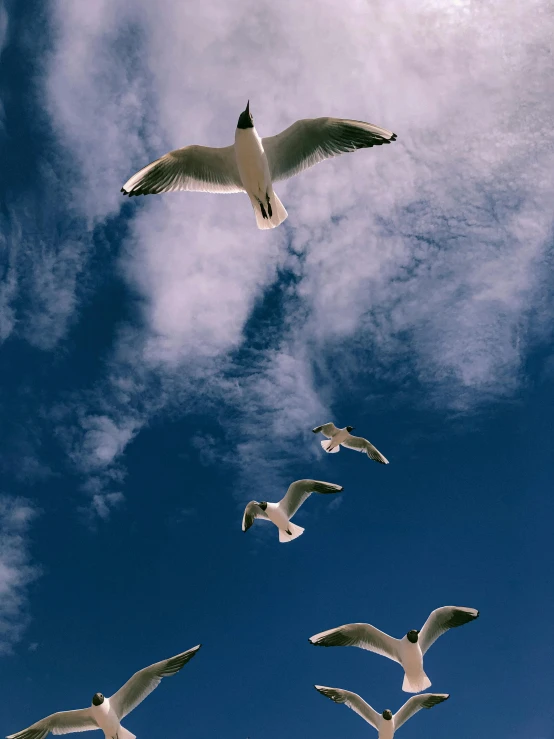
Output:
[246,100,250,114]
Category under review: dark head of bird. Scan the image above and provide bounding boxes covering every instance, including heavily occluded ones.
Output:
[407,629,419,644]
[92,693,104,706]
[382,709,393,721]
[237,100,254,129]
[258,501,268,511]
[346,426,355,432]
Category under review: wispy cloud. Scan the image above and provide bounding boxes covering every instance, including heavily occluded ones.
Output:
[0,496,40,654]
[28,0,554,508]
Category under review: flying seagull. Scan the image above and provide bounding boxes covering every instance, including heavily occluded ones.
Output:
[315,686,449,738]
[242,478,343,542]
[309,606,479,693]
[312,423,389,464]
[121,102,397,230]
[6,645,201,739]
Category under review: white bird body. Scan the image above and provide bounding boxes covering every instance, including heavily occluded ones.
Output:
[378,719,395,739]
[121,102,396,230]
[397,638,429,693]
[324,427,351,452]
[89,699,124,739]
[241,479,343,543]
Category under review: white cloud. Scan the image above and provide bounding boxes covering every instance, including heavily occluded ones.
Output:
[37,0,554,496]
[0,496,40,654]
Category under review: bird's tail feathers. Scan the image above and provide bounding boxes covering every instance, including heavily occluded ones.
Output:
[402,671,432,693]
[321,439,340,454]
[279,523,305,543]
[251,192,288,230]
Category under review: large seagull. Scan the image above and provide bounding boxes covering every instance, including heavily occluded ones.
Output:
[315,686,449,738]
[242,478,343,542]
[121,102,397,230]
[6,645,201,739]
[310,606,479,693]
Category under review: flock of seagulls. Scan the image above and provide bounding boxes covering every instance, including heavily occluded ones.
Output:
[9,105,479,739]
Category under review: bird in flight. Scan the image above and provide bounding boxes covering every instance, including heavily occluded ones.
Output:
[309,606,479,693]
[312,423,389,464]
[315,686,449,738]
[6,645,201,739]
[242,478,343,542]
[121,102,397,230]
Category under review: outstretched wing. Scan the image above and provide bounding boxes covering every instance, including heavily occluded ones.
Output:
[393,694,449,730]
[7,710,97,739]
[312,423,339,439]
[279,479,343,518]
[109,644,201,719]
[341,435,389,464]
[309,623,401,663]
[314,685,380,730]
[419,606,479,655]
[263,117,397,183]
[242,501,270,532]
[121,145,243,196]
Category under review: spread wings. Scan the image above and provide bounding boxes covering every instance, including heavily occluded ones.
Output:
[393,694,449,730]
[312,423,339,439]
[7,710,97,739]
[242,502,270,532]
[109,644,201,719]
[314,686,380,729]
[279,479,343,518]
[263,117,397,183]
[341,435,389,464]
[121,145,243,196]
[309,623,401,663]
[419,606,479,655]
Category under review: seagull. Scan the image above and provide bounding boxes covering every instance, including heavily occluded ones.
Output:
[121,102,397,230]
[241,478,343,542]
[315,686,449,738]
[312,423,389,464]
[309,606,479,693]
[6,645,201,739]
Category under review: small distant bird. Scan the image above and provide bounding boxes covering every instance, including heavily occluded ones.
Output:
[312,423,389,464]
[309,606,479,693]
[121,102,397,230]
[242,478,343,542]
[315,686,449,738]
[6,645,201,739]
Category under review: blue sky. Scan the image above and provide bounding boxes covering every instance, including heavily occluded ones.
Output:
[1,0,554,738]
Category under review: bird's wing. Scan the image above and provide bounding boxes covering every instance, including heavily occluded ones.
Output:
[419,606,479,655]
[109,644,201,719]
[262,117,396,183]
[393,694,449,730]
[312,423,339,439]
[279,479,343,518]
[242,501,270,532]
[7,710,97,739]
[121,145,243,196]
[314,686,380,730]
[309,623,401,663]
[341,435,389,464]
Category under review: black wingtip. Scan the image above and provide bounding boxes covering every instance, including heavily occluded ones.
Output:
[390,133,397,142]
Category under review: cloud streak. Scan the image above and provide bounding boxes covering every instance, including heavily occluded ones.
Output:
[0,496,40,653]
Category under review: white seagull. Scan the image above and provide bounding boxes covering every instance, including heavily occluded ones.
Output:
[309,606,479,693]
[121,102,397,230]
[312,423,389,464]
[241,478,343,542]
[6,645,201,739]
[315,686,449,739]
